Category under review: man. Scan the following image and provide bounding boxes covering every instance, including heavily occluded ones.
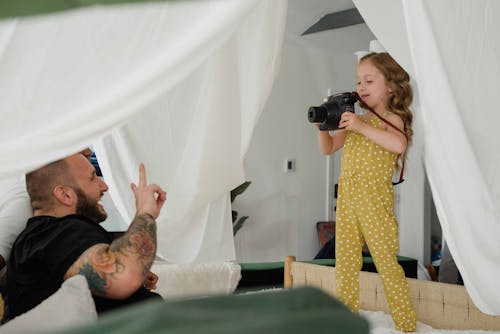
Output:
[6,152,166,318]
[0,149,94,273]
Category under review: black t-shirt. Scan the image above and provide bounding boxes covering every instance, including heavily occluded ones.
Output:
[6,214,111,318]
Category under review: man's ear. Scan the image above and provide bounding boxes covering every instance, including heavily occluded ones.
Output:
[53,185,76,207]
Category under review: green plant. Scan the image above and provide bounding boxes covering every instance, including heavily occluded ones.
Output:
[230,181,251,235]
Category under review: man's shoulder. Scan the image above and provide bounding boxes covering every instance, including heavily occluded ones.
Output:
[23,215,107,239]
[13,215,111,259]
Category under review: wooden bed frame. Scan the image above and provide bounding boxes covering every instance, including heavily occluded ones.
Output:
[284,256,500,331]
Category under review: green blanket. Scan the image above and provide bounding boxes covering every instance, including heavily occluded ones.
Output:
[57,288,369,334]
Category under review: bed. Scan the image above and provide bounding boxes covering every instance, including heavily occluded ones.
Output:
[0,260,371,334]
[237,255,417,291]
[283,256,500,331]
[54,287,370,334]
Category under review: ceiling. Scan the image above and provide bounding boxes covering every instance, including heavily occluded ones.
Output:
[285,0,375,53]
[286,0,359,36]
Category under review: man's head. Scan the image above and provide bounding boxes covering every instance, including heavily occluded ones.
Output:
[26,152,109,223]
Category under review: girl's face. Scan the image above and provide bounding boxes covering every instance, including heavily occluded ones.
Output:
[356,60,390,110]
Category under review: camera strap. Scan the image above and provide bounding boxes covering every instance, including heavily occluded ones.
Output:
[368,108,406,186]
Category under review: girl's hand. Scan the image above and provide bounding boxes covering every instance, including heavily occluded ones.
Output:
[339,112,365,133]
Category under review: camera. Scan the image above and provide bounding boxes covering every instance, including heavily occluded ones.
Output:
[307,92,359,131]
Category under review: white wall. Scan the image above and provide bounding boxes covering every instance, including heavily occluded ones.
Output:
[234,26,431,264]
[233,44,325,262]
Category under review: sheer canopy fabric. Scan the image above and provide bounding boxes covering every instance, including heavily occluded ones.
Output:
[0,0,287,262]
[354,0,500,315]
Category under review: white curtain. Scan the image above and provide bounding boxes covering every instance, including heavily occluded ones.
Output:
[0,0,288,262]
[354,0,500,315]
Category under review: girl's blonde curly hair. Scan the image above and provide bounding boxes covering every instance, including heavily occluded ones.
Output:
[359,52,413,145]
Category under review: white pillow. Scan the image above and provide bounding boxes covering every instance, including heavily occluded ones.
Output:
[0,275,97,333]
[0,176,32,263]
[151,261,241,300]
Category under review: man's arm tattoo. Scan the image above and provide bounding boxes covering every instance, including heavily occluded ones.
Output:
[110,213,157,275]
[79,263,107,295]
[66,214,156,297]
[67,244,125,296]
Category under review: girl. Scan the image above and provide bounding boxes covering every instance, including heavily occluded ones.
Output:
[316,52,416,332]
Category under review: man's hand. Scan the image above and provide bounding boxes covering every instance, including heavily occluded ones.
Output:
[131,164,166,219]
[143,271,158,291]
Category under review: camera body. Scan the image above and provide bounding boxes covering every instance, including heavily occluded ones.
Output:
[307,92,359,131]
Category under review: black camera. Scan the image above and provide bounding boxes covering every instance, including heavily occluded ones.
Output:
[307,92,359,131]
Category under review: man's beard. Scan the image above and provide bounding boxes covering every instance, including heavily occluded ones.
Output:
[74,188,107,223]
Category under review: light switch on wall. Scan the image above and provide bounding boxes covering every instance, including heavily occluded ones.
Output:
[284,158,295,173]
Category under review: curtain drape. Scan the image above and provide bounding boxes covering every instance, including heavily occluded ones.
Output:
[354,0,500,315]
[0,0,288,262]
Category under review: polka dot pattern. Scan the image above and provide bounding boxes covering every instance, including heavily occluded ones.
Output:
[335,117,416,332]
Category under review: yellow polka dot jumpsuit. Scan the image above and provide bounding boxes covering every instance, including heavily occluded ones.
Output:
[335,117,416,332]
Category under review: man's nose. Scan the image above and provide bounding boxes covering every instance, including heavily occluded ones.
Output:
[99,178,109,192]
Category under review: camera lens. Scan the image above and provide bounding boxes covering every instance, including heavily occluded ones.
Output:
[307,106,326,123]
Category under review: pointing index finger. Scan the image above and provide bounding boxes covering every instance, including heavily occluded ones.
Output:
[139,163,147,187]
